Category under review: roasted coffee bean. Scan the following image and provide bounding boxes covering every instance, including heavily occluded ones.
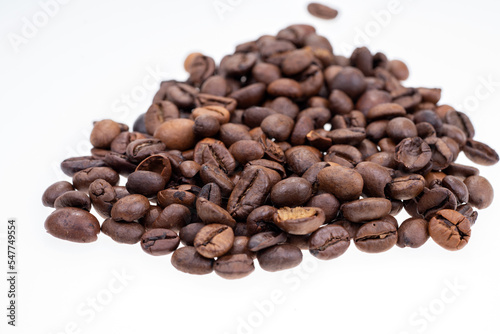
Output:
[54,191,91,211]
[252,63,282,85]
[246,205,279,235]
[192,106,231,125]
[248,231,287,252]
[307,2,338,20]
[44,208,100,243]
[195,94,237,113]
[136,153,172,181]
[194,223,234,258]
[198,183,222,207]
[111,194,150,222]
[126,171,166,198]
[388,59,409,80]
[144,101,179,135]
[386,117,417,143]
[60,156,108,177]
[214,254,255,279]
[417,187,457,220]
[196,197,236,228]
[102,152,137,176]
[325,145,363,166]
[42,181,75,207]
[463,139,499,166]
[261,114,295,142]
[171,246,213,274]
[367,103,406,120]
[88,179,116,218]
[258,135,286,163]
[341,198,392,223]
[199,164,234,197]
[396,217,429,248]
[153,204,191,231]
[193,114,220,138]
[90,119,124,149]
[273,206,325,235]
[228,236,255,258]
[306,192,340,223]
[229,140,265,165]
[268,78,303,99]
[442,175,469,203]
[198,141,237,174]
[285,146,322,175]
[444,110,474,138]
[73,167,119,192]
[309,225,349,260]
[386,174,425,200]
[329,67,366,99]
[154,118,196,151]
[179,223,205,246]
[317,165,363,201]
[270,177,312,207]
[457,204,478,226]
[101,218,144,244]
[140,205,163,230]
[428,209,471,251]
[157,186,198,208]
[355,161,392,198]
[464,175,493,209]
[394,137,432,172]
[354,220,398,253]
[230,82,266,108]
[141,228,180,256]
[257,244,303,272]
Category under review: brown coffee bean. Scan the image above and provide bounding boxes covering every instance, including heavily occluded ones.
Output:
[126,171,166,198]
[144,101,179,135]
[229,140,265,165]
[196,197,236,228]
[157,185,198,208]
[271,177,312,207]
[307,2,338,20]
[154,118,196,151]
[396,218,429,248]
[179,223,205,246]
[171,246,213,275]
[273,207,325,235]
[101,218,144,244]
[90,119,124,149]
[354,161,392,198]
[354,220,398,253]
[428,209,471,251]
[199,164,234,197]
[60,156,108,177]
[444,110,474,138]
[257,244,303,272]
[261,114,295,142]
[417,187,457,220]
[317,165,363,201]
[309,224,350,260]
[248,231,287,252]
[442,175,469,204]
[152,204,191,232]
[73,167,119,192]
[464,175,494,209]
[388,59,409,80]
[42,181,75,208]
[246,205,279,236]
[394,137,432,172]
[306,192,340,223]
[44,208,100,243]
[386,174,426,200]
[214,254,255,279]
[285,146,322,175]
[194,224,234,258]
[111,194,150,222]
[54,191,91,211]
[463,139,499,166]
[341,198,392,223]
[140,228,180,256]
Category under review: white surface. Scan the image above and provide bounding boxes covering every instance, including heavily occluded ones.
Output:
[1,0,500,333]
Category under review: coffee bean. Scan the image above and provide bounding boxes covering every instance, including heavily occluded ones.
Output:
[417,187,457,220]
[196,197,236,228]
[214,254,255,279]
[54,191,91,211]
[428,209,471,251]
[111,194,150,222]
[309,224,350,260]
[397,218,429,248]
[464,175,493,209]
[246,205,279,236]
[388,59,409,80]
[154,118,196,151]
[101,218,144,244]
[73,167,119,192]
[394,137,432,172]
[90,119,124,149]
[248,231,287,252]
[126,171,166,198]
[386,174,426,200]
[306,192,340,223]
[144,101,179,135]
[442,175,469,204]
[171,246,213,275]
[153,204,191,231]
[44,208,100,243]
[141,228,180,256]
[355,161,392,198]
[341,198,392,223]
[60,156,108,177]
[307,2,338,20]
[179,223,205,246]
[317,165,364,201]
[229,140,264,165]
[257,244,303,272]
[354,220,398,253]
[273,206,325,235]
[261,114,295,142]
[444,110,474,138]
[157,186,198,208]
[194,223,234,258]
[463,139,499,166]
[42,181,75,208]
[271,177,312,207]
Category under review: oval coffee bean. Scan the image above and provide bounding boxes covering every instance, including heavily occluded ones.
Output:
[101,218,144,244]
[214,254,255,279]
[396,218,429,248]
[171,246,214,275]
[341,198,392,223]
[270,177,312,207]
[273,207,325,235]
[42,181,75,207]
[428,209,471,251]
[194,224,235,258]
[54,191,91,211]
[257,244,303,272]
[354,220,398,253]
[111,194,150,222]
[464,175,494,209]
[309,225,350,260]
[44,208,100,243]
[141,228,180,255]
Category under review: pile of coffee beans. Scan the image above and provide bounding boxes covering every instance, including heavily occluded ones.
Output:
[42,24,497,279]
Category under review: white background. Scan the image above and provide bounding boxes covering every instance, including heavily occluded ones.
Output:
[1,0,500,333]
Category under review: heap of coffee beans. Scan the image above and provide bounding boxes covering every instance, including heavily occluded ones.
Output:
[42,24,498,279]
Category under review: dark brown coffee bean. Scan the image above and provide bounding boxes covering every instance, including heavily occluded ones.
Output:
[144,101,179,135]
[90,119,124,149]
[367,103,406,120]
[281,47,314,76]
[267,97,300,119]
[388,59,409,80]
[442,175,469,204]
[193,114,220,138]
[307,2,338,20]
[102,152,137,176]
[42,181,75,207]
[227,166,271,220]
[396,218,429,248]
[257,244,303,272]
[317,165,363,201]
[356,90,392,114]
[140,205,162,231]
[271,177,312,207]
[258,135,286,163]
[394,137,432,172]
[428,209,471,251]
[152,204,191,231]
[463,139,499,166]
[386,117,417,143]
[261,114,295,142]
[248,231,287,252]
[136,153,172,181]
[246,205,279,236]
[185,53,216,87]
[101,218,144,244]
[417,187,457,220]
[198,183,222,207]
[386,174,425,201]
[157,186,198,208]
[273,206,325,235]
[291,116,315,146]
[60,156,108,177]
[267,78,303,99]
[285,146,322,175]
[328,127,366,146]
[171,246,213,274]
[354,161,392,198]
[464,175,494,209]
[230,83,266,108]
[229,140,264,165]
[199,164,234,197]
[354,220,398,253]
[443,163,479,178]
[214,254,255,279]
[44,207,100,243]
[141,228,180,256]
[198,141,237,174]
[252,63,282,85]
[194,223,234,258]
[110,132,147,154]
[196,197,236,228]
[192,106,231,125]
[341,198,392,223]
[54,191,91,211]
[329,67,366,99]
[456,204,478,226]
[111,194,150,222]
[73,167,119,192]
[154,118,196,151]
[444,110,474,138]
[179,223,205,246]
[309,224,350,260]
[125,171,165,198]
[228,236,255,258]
[306,192,340,223]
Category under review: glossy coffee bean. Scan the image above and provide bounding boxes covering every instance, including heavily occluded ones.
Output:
[417,187,457,220]
[386,174,426,200]
[309,225,350,260]
[111,194,150,222]
[101,218,144,244]
[463,139,499,166]
[72,167,119,192]
[464,175,493,209]
[194,223,235,258]
[44,208,100,243]
[394,137,432,172]
[428,209,471,251]
[42,181,75,207]
[154,118,196,151]
[317,165,363,201]
[171,246,213,274]
[54,191,91,211]
[60,156,108,177]
[354,220,398,253]
[273,207,325,235]
[90,119,124,149]
[248,231,287,252]
[214,254,255,279]
[257,244,303,272]
[270,177,312,207]
[341,198,392,223]
[196,197,236,228]
[179,223,205,246]
[306,192,340,223]
[140,228,180,256]
[397,218,429,248]
[153,204,191,231]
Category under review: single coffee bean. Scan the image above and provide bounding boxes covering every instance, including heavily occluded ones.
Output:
[367,103,406,120]
[271,177,312,207]
[198,183,222,207]
[196,197,236,228]
[90,119,124,149]
[388,59,409,80]
[229,140,265,165]
[44,207,100,243]
[386,174,426,200]
[341,198,392,223]
[72,167,119,192]
[444,110,474,138]
[228,236,255,258]
[179,223,205,246]
[246,205,279,236]
[428,209,471,251]
[394,137,432,172]
[141,228,180,255]
[248,231,287,252]
[60,156,108,177]
[101,218,144,244]
[171,246,213,275]
[153,204,191,231]
[42,181,75,207]
[317,165,364,201]
[463,139,499,166]
[126,138,167,163]
[309,224,350,260]
[136,153,172,181]
[257,244,303,272]
[54,191,91,211]
[157,186,198,208]
[194,223,235,258]
[417,187,457,220]
[306,192,340,223]
[154,118,196,151]
[140,205,162,231]
[355,161,392,198]
[144,101,179,135]
[442,175,469,204]
[464,175,494,209]
[111,194,150,222]
[456,204,478,226]
[396,218,429,248]
[307,2,338,20]
[214,254,255,279]
[261,113,295,142]
[126,171,166,198]
[386,117,417,143]
[354,220,398,253]
[273,206,325,235]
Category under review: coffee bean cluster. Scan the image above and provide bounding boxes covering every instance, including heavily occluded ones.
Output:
[42,24,498,279]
